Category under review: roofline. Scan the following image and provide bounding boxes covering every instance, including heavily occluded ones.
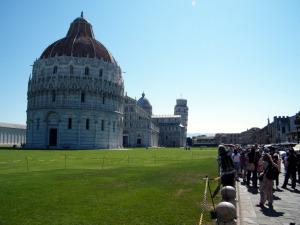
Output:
[0,122,26,129]
[152,115,181,118]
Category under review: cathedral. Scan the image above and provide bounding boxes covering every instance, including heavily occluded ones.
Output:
[123,93,188,147]
[26,13,188,149]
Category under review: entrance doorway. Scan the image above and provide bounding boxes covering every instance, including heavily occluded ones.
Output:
[123,136,129,147]
[49,128,57,146]
[137,138,142,145]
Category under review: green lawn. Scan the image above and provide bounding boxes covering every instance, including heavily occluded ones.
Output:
[0,147,219,225]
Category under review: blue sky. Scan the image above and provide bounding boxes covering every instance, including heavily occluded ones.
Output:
[0,0,299,133]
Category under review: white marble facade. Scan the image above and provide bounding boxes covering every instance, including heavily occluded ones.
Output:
[26,15,124,149]
[0,123,26,146]
[123,96,159,147]
[124,93,188,148]
[26,56,124,149]
[152,99,188,147]
[152,115,186,147]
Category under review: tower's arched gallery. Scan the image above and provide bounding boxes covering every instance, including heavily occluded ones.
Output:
[26,14,188,149]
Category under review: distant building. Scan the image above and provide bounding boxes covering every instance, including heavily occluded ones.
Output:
[267,116,290,143]
[123,95,159,147]
[286,114,299,143]
[215,133,240,145]
[192,135,216,146]
[252,113,300,144]
[239,127,260,145]
[211,113,300,145]
[152,115,186,147]
[0,122,26,146]
[256,126,270,144]
[129,93,189,148]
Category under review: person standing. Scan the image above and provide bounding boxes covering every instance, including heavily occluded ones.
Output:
[218,145,235,187]
[247,147,259,188]
[257,154,278,208]
[282,148,297,190]
[296,150,300,184]
[272,153,281,189]
[240,151,247,182]
[232,149,241,181]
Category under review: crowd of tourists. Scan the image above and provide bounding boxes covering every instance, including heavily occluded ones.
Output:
[217,144,300,209]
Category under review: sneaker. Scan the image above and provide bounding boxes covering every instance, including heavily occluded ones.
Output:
[268,203,273,209]
[281,185,287,189]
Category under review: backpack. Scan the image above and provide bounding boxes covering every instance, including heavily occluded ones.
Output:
[266,164,279,180]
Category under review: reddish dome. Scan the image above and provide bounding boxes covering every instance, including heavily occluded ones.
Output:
[40,13,116,64]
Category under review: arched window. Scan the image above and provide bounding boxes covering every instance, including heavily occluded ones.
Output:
[86,119,90,130]
[70,65,74,75]
[36,118,40,130]
[85,67,89,75]
[101,120,105,131]
[81,92,85,103]
[52,90,56,102]
[68,118,72,129]
[137,135,142,145]
[113,121,116,132]
[99,69,103,77]
[40,69,44,76]
[53,66,57,74]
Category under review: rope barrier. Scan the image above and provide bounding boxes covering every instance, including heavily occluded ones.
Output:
[199,176,209,225]
[0,156,209,165]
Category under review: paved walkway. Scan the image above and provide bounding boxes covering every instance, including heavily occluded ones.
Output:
[237,169,300,225]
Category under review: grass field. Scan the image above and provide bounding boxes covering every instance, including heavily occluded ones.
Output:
[0,147,219,225]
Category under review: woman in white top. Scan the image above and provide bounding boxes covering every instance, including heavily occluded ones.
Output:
[232,149,241,180]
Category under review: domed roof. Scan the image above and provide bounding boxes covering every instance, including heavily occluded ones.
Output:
[40,12,116,64]
[137,92,152,115]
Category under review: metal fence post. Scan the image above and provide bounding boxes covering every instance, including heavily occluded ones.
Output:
[101,157,105,169]
[64,153,67,169]
[26,156,29,172]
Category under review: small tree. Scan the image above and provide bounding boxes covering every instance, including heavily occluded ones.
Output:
[295,112,300,143]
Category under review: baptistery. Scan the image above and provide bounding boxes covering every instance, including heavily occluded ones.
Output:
[26,13,124,149]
